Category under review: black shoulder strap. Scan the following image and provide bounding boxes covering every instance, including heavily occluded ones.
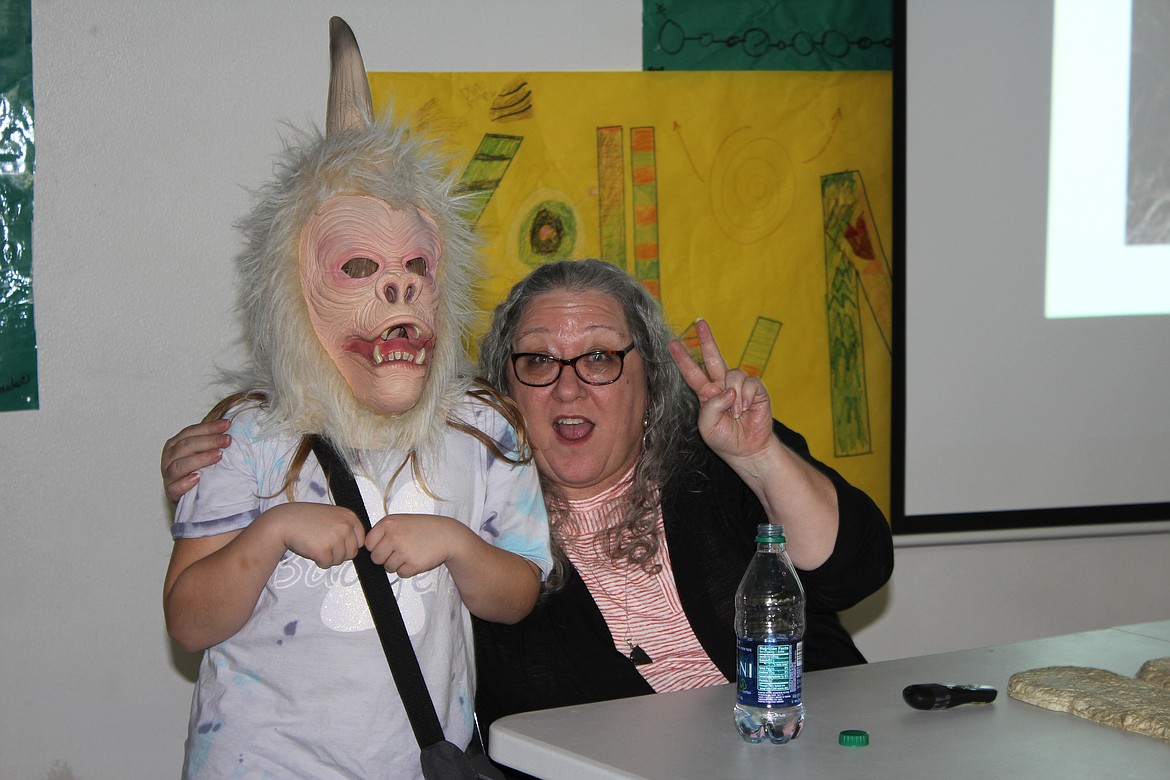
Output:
[309,434,446,750]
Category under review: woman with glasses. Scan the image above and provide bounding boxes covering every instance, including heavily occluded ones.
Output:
[161,258,893,747]
[469,259,892,736]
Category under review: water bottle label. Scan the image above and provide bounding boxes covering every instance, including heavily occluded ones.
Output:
[736,638,803,708]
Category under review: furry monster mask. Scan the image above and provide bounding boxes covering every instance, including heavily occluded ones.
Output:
[226,18,479,455]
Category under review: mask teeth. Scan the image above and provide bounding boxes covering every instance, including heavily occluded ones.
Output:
[372,343,427,366]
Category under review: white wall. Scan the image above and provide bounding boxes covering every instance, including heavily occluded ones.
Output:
[0,2,1165,778]
[841,527,1170,663]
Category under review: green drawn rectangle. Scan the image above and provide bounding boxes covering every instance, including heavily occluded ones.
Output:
[738,317,782,377]
[597,126,627,268]
[822,171,871,457]
[452,133,523,225]
[630,126,660,295]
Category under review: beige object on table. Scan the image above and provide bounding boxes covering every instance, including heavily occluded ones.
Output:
[1008,659,1170,744]
[1137,657,1170,690]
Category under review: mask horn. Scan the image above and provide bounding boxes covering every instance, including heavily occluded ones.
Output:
[326,16,374,135]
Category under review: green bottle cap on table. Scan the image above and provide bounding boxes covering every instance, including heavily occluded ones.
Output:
[838,729,870,747]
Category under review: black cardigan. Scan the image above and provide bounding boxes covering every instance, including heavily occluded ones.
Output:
[472,420,893,738]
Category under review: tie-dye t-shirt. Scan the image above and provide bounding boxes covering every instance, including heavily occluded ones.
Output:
[172,397,551,780]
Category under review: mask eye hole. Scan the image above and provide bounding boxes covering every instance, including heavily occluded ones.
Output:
[404,256,427,276]
[341,257,379,279]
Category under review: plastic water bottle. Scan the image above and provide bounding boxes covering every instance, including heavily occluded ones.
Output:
[734,523,805,744]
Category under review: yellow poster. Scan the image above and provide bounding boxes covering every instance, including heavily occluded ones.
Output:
[370,70,892,515]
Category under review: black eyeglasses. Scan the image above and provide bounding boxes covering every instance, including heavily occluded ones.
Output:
[510,343,637,387]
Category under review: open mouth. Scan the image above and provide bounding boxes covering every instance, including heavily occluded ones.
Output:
[554,416,594,442]
[345,323,435,367]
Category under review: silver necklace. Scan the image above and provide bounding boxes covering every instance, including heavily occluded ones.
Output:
[622,562,653,666]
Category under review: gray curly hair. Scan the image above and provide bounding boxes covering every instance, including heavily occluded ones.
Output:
[478,259,700,588]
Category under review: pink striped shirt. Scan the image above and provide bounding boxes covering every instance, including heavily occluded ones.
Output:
[561,471,728,693]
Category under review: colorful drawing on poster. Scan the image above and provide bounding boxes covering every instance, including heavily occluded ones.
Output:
[678,317,781,379]
[0,0,37,413]
[596,126,627,270]
[822,170,885,457]
[452,133,523,226]
[367,69,893,516]
[824,170,892,352]
[643,0,894,72]
[630,127,662,300]
[489,78,533,123]
[517,198,577,267]
[738,317,783,377]
[710,127,795,245]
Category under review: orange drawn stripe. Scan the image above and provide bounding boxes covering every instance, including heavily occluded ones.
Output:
[634,205,658,224]
[631,127,655,152]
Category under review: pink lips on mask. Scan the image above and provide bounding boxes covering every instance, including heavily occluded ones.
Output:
[554,416,594,442]
[344,323,435,367]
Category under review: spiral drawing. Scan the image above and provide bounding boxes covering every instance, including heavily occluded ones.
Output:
[710,128,795,244]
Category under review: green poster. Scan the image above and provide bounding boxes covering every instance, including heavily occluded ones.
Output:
[644,0,893,72]
[0,0,36,412]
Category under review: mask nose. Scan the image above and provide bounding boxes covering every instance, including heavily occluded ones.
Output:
[382,276,419,304]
